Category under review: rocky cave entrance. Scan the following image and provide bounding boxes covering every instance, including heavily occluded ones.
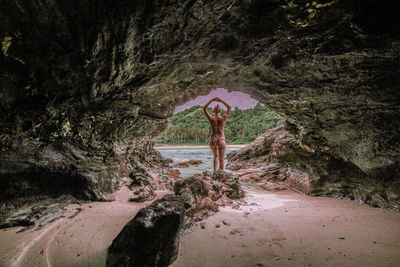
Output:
[153,87,288,185]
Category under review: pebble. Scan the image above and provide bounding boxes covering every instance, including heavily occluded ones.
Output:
[200,223,206,229]
[223,220,231,226]
[215,224,220,228]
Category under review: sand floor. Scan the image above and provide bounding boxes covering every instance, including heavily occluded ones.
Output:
[1,185,399,267]
[173,185,400,267]
[0,187,169,267]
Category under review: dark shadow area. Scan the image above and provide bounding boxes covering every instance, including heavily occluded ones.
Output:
[0,166,93,228]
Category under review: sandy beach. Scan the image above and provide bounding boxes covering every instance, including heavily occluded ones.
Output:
[173,185,400,267]
[0,187,170,267]
[1,184,399,267]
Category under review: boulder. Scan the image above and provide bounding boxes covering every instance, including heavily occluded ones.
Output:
[227,125,400,211]
[174,170,244,218]
[174,177,211,216]
[107,194,185,267]
[129,186,156,203]
[128,166,152,187]
[213,169,245,199]
[168,170,181,179]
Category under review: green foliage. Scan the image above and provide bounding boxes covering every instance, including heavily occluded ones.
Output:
[2,36,12,56]
[155,104,284,145]
[282,1,337,27]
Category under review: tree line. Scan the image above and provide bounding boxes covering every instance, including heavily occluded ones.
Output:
[155,104,284,145]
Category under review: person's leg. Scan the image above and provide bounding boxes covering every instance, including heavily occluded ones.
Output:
[218,142,226,170]
[210,143,218,173]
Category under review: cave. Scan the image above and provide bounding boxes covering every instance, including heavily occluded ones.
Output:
[1,0,400,266]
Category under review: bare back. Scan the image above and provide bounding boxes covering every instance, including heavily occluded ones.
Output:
[208,116,226,140]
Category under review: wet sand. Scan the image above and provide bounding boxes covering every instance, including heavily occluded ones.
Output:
[0,187,170,267]
[1,186,400,267]
[172,186,400,267]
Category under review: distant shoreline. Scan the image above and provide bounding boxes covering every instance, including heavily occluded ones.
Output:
[154,144,247,150]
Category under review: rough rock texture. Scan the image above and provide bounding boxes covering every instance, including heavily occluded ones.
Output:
[227,125,400,211]
[129,186,156,203]
[108,170,243,266]
[1,0,399,220]
[107,194,185,267]
[174,170,245,219]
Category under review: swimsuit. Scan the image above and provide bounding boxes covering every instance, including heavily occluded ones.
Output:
[211,138,225,144]
[211,124,225,144]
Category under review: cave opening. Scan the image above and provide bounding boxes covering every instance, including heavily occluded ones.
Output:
[154,87,284,178]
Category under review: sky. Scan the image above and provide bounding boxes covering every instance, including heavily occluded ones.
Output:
[174,88,260,114]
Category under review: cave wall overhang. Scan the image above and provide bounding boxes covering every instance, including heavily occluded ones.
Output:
[1,0,399,198]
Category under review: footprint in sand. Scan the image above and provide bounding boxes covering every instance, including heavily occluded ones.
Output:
[230,228,244,236]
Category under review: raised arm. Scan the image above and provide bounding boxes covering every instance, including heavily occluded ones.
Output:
[215,97,231,119]
[203,98,215,120]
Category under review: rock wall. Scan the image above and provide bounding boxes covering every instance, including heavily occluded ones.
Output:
[227,125,400,211]
[1,0,399,213]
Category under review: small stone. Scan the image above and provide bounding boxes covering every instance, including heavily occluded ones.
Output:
[77,254,80,257]
[275,256,280,260]
[222,220,231,226]
[288,257,293,260]
[338,237,345,240]
[200,223,206,229]
[215,224,220,228]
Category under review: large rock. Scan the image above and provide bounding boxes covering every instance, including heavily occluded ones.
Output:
[106,194,185,267]
[174,170,244,218]
[227,125,400,211]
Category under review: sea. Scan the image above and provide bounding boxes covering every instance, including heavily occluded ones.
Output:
[155,147,241,178]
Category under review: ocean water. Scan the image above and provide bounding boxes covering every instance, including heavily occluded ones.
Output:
[156,147,240,178]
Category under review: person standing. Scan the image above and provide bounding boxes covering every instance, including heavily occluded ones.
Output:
[203,97,231,174]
